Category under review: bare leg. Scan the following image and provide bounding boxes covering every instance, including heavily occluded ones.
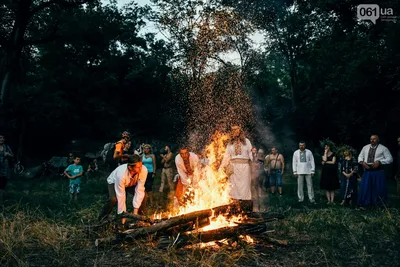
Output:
[270,186,275,194]
[159,170,166,192]
[330,191,335,203]
[325,190,330,203]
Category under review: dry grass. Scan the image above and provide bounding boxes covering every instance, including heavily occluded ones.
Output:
[1,174,400,266]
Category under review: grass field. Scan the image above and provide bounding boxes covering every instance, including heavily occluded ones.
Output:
[1,171,400,267]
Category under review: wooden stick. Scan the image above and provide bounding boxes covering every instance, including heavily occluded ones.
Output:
[122,203,237,239]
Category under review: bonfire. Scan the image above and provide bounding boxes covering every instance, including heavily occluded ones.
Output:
[93,132,283,248]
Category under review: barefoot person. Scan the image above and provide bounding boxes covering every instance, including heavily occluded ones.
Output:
[98,155,148,222]
[319,140,339,204]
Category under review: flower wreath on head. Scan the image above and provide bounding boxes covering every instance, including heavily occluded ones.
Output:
[319,138,337,153]
[336,144,357,159]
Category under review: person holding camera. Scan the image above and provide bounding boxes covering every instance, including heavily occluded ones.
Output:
[159,145,174,194]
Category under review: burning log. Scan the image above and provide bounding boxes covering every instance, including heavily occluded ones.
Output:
[160,222,268,249]
[94,203,284,248]
[121,203,237,240]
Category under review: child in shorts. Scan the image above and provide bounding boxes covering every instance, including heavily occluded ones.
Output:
[64,156,83,201]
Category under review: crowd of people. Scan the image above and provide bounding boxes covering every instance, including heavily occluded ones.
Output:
[0,130,399,220]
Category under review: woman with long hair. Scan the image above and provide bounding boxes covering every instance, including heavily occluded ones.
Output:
[219,125,253,209]
[320,140,339,204]
[142,144,156,207]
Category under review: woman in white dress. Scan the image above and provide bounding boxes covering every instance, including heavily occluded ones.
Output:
[220,125,253,201]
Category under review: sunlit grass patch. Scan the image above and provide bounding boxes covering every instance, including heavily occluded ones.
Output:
[0,205,84,266]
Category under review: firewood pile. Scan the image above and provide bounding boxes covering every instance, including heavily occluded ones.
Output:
[90,203,284,249]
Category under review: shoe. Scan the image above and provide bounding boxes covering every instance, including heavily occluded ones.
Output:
[279,193,283,197]
[298,200,303,203]
[326,201,331,205]
[310,201,316,204]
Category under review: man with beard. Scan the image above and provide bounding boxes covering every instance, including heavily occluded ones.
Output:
[292,141,316,204]
[357,135,393,210]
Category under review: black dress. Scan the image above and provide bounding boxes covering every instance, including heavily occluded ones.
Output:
[338,157,358,201]
[320,153,340,190]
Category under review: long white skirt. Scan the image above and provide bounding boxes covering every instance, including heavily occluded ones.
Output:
[228,163,252,200]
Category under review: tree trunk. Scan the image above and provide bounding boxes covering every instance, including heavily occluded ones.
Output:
[17,119,27,159]
[289,62,297,111]
[0,0,33,107]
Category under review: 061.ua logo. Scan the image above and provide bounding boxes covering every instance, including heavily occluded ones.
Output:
[357,4,396,24]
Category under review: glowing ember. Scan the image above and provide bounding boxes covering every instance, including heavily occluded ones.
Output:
[200,214,243,231]
[239,235,254,244]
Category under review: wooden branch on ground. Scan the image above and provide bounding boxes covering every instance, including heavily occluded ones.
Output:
[94,203,285,248]
[121,203,237,239]
[161,222,268,249]
[84,213,153,233]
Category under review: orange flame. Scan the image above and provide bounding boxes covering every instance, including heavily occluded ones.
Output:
[152,131,253,242]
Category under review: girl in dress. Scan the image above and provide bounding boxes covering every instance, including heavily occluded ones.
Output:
[338,147,358,206]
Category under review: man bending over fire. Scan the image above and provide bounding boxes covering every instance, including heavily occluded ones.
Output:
[219,125,253,208]
[174,146,200,207]
[98,154,148,223]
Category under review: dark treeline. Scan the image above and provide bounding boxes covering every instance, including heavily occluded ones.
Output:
[1,0,399,160]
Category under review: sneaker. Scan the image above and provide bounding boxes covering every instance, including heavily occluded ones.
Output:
[298,199,303,203]
[310,200,316,204]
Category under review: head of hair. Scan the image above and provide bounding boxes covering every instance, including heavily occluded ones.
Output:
[179,144,190,152]
[127,154,142,165]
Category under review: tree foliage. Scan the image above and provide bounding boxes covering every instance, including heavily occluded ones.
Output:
[0,0,399,158]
